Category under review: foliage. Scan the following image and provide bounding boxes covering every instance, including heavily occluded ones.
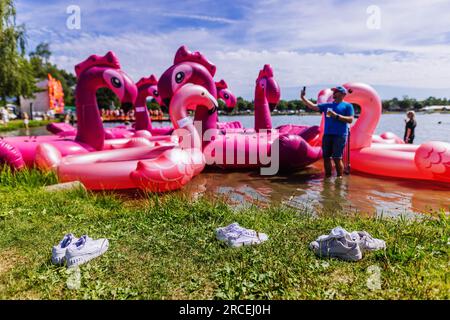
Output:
[29,43,77,106]
[0,0,35,101]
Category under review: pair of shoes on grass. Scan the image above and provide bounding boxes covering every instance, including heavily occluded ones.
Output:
[309,226,386,261]
[52,234,109,267]
[215,222,268,247]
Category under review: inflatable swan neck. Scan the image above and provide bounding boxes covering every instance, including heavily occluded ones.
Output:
[342,82,382,150]
[74,52,137,151]
[170,84,218,150]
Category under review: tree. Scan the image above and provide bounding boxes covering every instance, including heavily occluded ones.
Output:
[398,95,412,110]
[96,88,119,109]
[217,99,226,111]
[29,42,77,106]
[235,97,247,112]
[30,42,51,64]
[277,100,288,111]
[0,0,35,103]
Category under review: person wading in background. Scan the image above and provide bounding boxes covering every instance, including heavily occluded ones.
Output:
[404,111,417,144]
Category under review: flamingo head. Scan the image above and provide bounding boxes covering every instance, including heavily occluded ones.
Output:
[215,80,237,109]
[136,74,162,105]
[342,82,381,108]
[75,51,138,112]
[256,64,281,111]
[158,45,217,112]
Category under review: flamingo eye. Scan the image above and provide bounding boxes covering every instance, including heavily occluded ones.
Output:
[153,90,159,97]
[111,77,122,88]
[224,93,229,99]
[175,72,185,84]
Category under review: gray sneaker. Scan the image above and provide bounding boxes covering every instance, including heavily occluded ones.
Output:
[52,234,78,265]
[309,227,363,261]
[309,236,363,261]
[65,235,109,267]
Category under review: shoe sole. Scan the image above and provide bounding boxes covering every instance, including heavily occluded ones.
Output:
[51,255,66,265]
[66,241,109,268]
[52,249,68,265]
[311,248,363,261]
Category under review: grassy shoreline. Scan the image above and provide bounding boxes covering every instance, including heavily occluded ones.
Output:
[0,120,53,133]
[0,169,448,299]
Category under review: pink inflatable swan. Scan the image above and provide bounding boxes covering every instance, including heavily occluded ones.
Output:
[342,82,450,183]
[158,46,322,171]
[37,84,217,191]
[0,52,138,169]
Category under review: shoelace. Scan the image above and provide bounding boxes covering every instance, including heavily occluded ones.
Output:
[61,234,74,248]
[220,223,241,234]
[74,235,88,248]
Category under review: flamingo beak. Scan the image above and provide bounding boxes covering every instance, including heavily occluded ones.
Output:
[205,91,219,115]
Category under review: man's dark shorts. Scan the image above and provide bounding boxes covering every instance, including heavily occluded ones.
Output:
[322,134,347,159]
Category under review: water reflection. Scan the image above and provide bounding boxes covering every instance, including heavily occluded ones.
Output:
[2,124,449,217]
[182,162,449,217]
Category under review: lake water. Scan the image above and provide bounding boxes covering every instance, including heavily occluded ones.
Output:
[2,113,449,216]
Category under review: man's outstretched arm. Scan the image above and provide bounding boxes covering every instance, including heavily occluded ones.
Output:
[300,87,320,112]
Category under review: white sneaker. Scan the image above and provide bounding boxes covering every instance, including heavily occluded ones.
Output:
[65,235,109,267]
[52,234,78,265]
[227,229,269,247]
[350,231,386,252]
[215,222,245,241]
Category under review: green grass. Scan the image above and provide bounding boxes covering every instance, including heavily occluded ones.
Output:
[0,120,53,133]
[0,168,448,300]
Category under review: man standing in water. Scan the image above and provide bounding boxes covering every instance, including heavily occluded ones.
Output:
[301,86,354,177]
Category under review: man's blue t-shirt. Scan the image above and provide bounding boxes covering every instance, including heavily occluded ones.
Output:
[318,102,354,136]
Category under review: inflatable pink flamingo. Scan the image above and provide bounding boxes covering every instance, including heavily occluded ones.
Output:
[133,74,173,135]
[135,76,238,135]
[0,52,138,169]
[341,82,450,183]
[48,74,170,138]
[158,46,322,171]
[36,84,217,191]
[216,79,237,110]
[252,64,321,144]
[216,79,242,130]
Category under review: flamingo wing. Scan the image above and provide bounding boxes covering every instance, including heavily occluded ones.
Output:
[130,148,196,192]
[415,141,450,182]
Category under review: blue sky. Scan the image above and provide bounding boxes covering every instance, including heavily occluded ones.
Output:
[16,0,450,100]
